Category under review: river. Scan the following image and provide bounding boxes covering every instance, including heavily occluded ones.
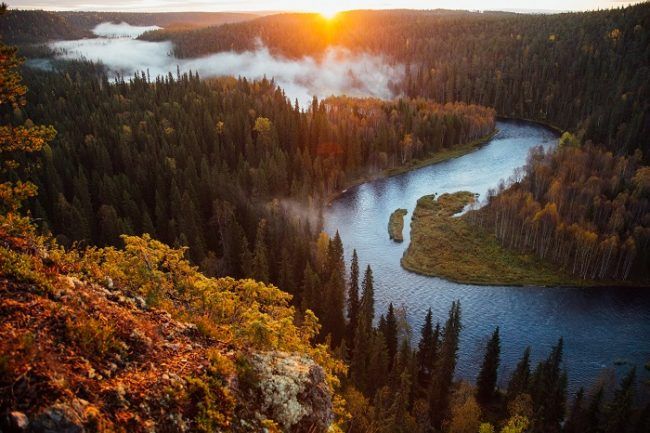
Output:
[324,119,650,392]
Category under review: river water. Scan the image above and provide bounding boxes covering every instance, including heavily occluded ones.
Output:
[324,119,650,392]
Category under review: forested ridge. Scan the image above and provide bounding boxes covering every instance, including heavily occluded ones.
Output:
[0,10,257,44]
[142,4,650,157]
[138,4,650,283]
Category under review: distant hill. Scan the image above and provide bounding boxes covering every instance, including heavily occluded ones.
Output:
[0,9,90,44]
[0,9,257,44]
[139,5,650,157]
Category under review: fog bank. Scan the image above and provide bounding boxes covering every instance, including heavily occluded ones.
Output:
[48,22,404,106]
[92,22,162,38]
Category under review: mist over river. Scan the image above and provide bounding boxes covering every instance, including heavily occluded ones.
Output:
[324,120,650,392]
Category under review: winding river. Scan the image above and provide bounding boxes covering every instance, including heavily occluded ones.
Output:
[324,119,650,392]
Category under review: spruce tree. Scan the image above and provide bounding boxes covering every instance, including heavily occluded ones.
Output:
[359,265,374,330]
[367,330,389,397]
[564,388,586,433]
[252,219,269,282]
[325,231,346,345]
[346,249,360,354]
[429,301,462,429]
[507,346,531,401]
[416,309,439,391]
[384,303,399,370]
[476,326,500,406]
[585,386,604,433]
[300,262,320,316]
[632,403,650,433]
[529,338,567,433]
[603,368,636,433]
[351,265,375,392]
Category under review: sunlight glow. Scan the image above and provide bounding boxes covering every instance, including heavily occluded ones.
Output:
[315,3,344,19]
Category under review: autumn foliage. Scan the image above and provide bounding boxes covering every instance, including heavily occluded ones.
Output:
[469,142,649,281]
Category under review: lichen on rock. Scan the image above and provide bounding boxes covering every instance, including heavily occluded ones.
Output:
[250,351,333,433]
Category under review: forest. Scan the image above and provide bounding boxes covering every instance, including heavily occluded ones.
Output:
[141,4,650,157]
[138,3,650,284]
[467,140,649,281]
[1,2,650,433]
[11,65,494,287]
[0,9,256,44]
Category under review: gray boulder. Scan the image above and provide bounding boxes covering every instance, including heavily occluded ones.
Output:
[250,352,333,433]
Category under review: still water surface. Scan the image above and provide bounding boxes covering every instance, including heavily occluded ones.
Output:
[324,120,650,391]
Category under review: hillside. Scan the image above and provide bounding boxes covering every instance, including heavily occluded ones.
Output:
[0,10,257,44]
[0,229,343,433]
[141,5,650,157]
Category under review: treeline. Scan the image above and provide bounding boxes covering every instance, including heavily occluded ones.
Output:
[323,96,495,168]
[0,9,256,44]
[0,9,90,44]
[334,252,648,433]
[144,4,650,157]
[467,140,649,281]
[7,66,493,291]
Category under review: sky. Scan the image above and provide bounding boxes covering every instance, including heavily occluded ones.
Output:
[7,0,646,14]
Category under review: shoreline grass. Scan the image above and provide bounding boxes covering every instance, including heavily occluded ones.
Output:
[401,192,646,288]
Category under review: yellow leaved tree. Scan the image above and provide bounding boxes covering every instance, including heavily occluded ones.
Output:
[0,2,55,234]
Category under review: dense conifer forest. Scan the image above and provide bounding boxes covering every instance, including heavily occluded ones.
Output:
[1,2,650,433]
[141,4,650,156]
[12,66,494,284]
[0,9,256,44]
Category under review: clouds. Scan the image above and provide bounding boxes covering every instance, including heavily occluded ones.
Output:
[48,22,404,106]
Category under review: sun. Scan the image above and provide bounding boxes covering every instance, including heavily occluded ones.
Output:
[315,4,343,20]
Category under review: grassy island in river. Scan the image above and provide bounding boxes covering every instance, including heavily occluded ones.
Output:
[401,192,598,287]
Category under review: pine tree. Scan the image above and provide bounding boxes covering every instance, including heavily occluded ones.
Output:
[507,346,531,401]
[585,386,604,433]
[359,265,374,330]
[564,388,586,433]
[252,219,269,282]
[476,327,501,406]
[384,303,399,370]
[603,368,636,433]
[529,338,567,433]
[324,231,346,345]
[429,300,462,429]
[346,249,360,355]
[0,15,55,227]
[351,264,375,394]
[416,309,439,391]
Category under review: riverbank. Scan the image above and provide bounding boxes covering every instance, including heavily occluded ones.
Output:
[326,129,498,204]
[496,115,564,135]
[400,192,621,287]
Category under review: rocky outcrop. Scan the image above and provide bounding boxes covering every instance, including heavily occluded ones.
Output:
[0,231,338,433]
[3,399,95,433]
[250,352,333,433]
